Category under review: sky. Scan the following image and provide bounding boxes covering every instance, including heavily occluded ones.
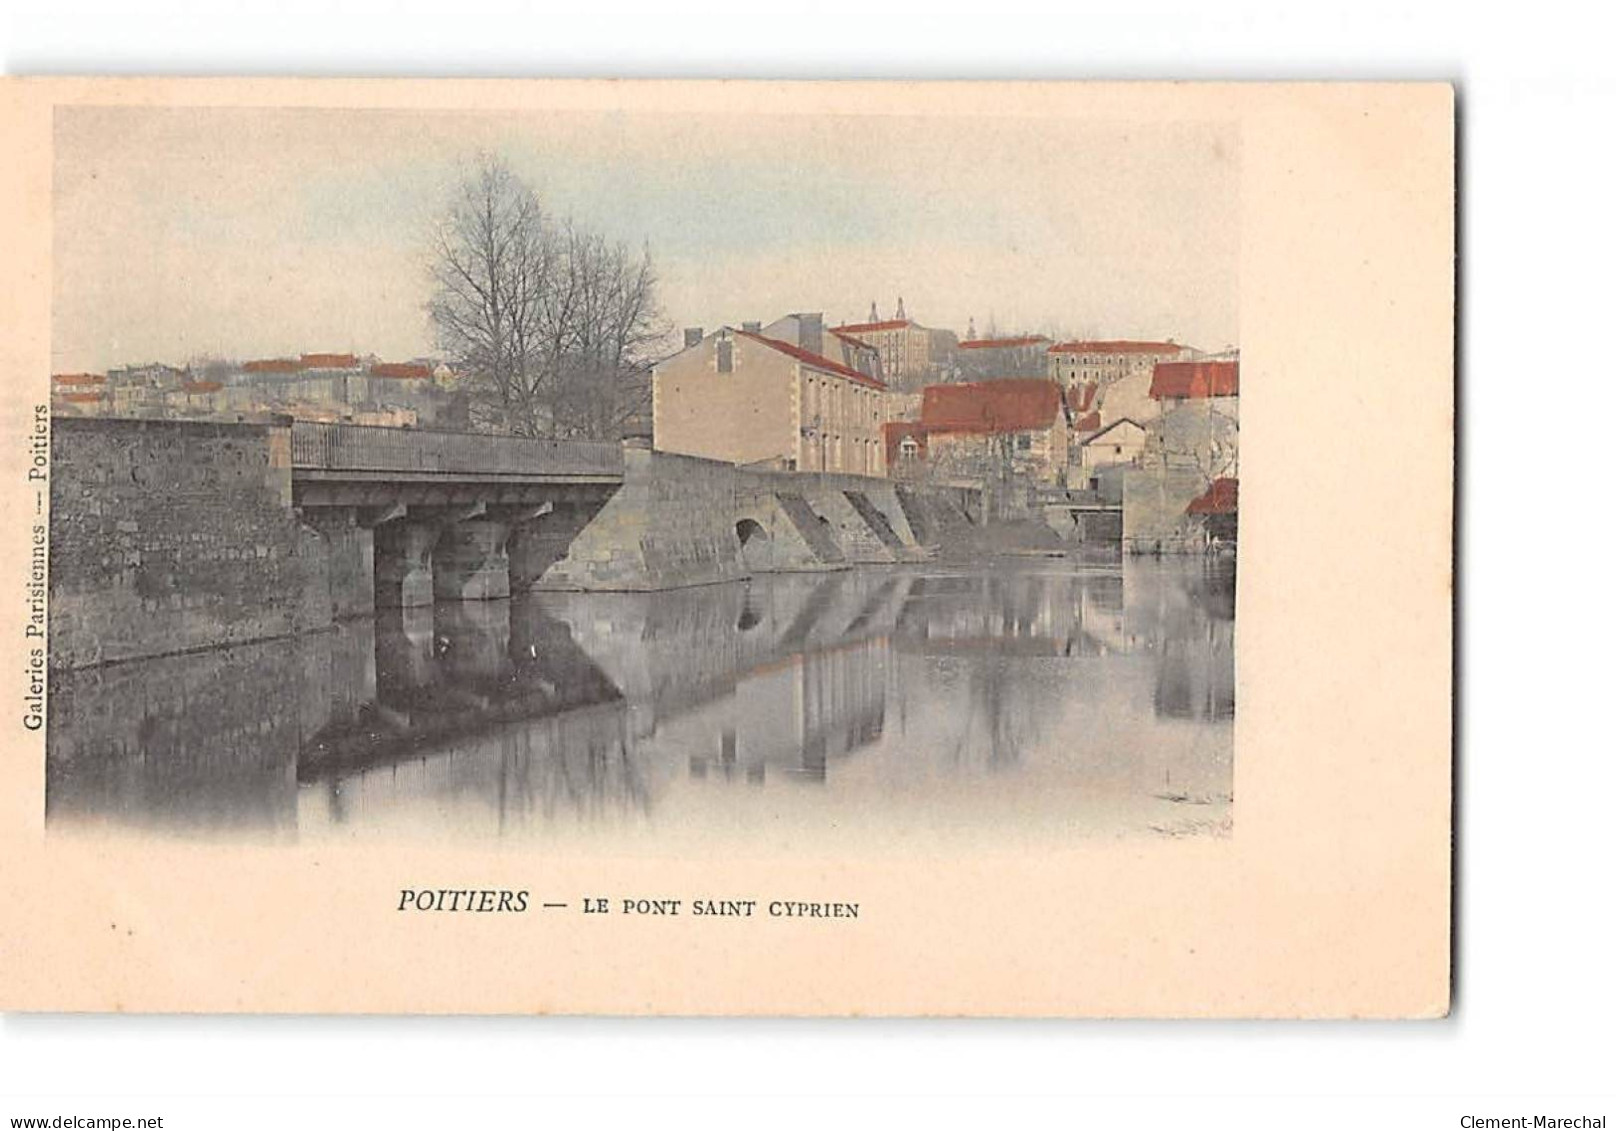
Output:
[52,106,1239,374]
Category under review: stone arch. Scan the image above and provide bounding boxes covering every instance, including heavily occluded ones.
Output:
[735,517,771,571]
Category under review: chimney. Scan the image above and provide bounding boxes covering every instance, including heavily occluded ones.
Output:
[896,296,906,321]
[799,312,823,357]
[683,327,704,349]
[742,321,761,334]
[869,300,879,322]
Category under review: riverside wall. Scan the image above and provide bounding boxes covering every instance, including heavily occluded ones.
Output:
[48,417,346,669]
[47,421,982,670]
[533,447,972,592]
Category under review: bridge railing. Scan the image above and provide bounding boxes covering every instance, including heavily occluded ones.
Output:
[290,422,623,478]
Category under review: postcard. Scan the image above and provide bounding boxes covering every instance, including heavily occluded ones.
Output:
[0,78,1452,1016]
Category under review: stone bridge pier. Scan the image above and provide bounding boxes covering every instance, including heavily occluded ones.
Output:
[430,506,508,603]
[508,501,610,592]
[370,500,615,608]
[373,515,440,609]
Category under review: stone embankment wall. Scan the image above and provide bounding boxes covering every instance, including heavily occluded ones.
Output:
[49,417,341,669]
[535,448,971,592]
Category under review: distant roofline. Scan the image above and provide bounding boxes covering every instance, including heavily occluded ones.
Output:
[956,336,1050,350]
[1049,340,1182,354]
[828,328,879,349]
[831,319,914,334]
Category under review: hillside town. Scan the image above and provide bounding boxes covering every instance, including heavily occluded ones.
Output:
[53,299,1237,556]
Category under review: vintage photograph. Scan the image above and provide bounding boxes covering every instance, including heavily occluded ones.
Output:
[43,105,1241,846]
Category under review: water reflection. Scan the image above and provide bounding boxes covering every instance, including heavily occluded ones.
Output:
[47,558,1235,841]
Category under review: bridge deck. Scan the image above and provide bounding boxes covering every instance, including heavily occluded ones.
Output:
[289,422,624,482]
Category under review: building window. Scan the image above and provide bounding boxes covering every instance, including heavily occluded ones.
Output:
[716,339,733,373]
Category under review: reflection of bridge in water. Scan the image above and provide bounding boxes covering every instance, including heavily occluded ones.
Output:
[292,574,915,830]
[46,560,1235,838]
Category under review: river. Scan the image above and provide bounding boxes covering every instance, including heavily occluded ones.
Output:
[47,556,1235,846]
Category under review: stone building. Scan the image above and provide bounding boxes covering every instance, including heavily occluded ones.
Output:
[50,373,108,416]
[1047,339,1190,391]
[1122,359,1241,553]
[653,326,890,476]
[1077,417,1150,482]
[229,355,452,425]
[761,313,886,385]
[831,301,937,391]
[886,378,1076,489]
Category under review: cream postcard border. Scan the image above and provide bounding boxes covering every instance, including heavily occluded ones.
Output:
[0,79,1452,1017]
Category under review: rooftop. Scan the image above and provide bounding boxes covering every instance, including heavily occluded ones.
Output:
[1082,417,1147,444]
[737,331,888,390]
[957,336,1049,351]
[243,358,306,374]
[919,378,1067,434]
[1186,477,1239,516]
[1150,360,1240,400]
[832,319,913,334]
[300,353,360,369]
[829,328,879,349]
[1050,339,1181,355]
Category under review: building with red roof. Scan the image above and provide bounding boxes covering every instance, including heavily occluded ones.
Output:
[834,318,910,335]
[958,336,1049,351]
[737,331,885,391]
[887,379,1074,486]
[51,374,110,415]
[761,313,887,386]
[919,378,1065,434]
[243,357,306,374]
[1149,360,1239,401]
[1186,477,1238,516]
[368,361,434,380]
[830,299,939,390]
[300,353,360,370]
[654,326,891,475]
[1184,476,1238,545]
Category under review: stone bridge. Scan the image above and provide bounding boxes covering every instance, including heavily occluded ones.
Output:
[289,421,625,609]
[49,416,981,668]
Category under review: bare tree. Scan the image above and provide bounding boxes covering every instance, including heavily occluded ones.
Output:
[428,155,669,439]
